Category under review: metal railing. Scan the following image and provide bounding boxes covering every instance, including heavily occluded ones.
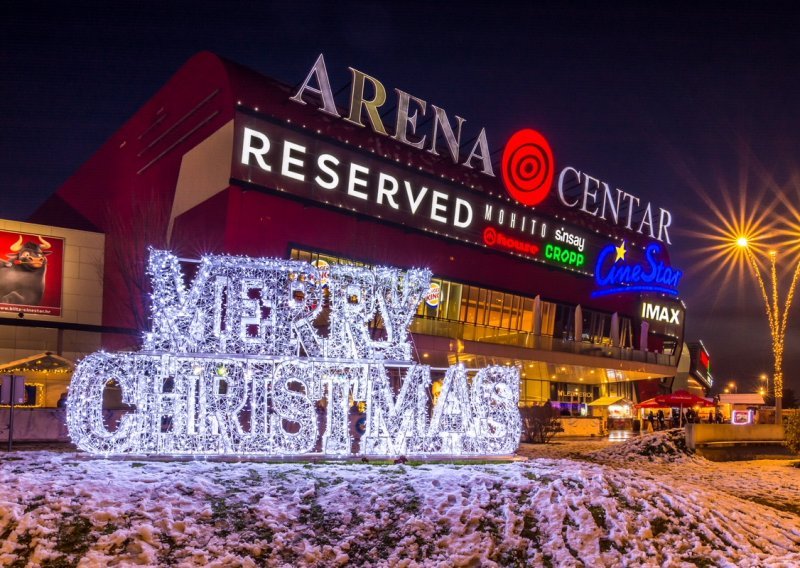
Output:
[410,318,676,367]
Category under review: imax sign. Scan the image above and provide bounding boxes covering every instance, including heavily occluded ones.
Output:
[641,301,681,325]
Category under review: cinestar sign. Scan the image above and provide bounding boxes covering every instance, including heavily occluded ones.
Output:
[591,241,683,298]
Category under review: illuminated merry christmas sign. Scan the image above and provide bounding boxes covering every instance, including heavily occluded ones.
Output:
[67,250,520,456]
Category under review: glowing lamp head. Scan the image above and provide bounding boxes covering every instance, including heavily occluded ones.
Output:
[736,236,748,248]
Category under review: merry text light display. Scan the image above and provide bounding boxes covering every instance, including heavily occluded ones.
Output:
[67,250,521,457]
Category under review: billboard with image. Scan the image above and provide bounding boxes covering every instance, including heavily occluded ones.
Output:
[0,230,64,316]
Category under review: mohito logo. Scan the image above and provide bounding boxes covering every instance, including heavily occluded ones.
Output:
[501,129,555,207]
[483,227,540,256]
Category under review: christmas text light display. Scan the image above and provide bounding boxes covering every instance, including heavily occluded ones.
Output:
[67,250,521,456]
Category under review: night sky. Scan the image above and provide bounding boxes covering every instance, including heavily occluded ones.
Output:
[3,3,800,395]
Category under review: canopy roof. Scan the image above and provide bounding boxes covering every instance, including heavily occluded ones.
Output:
[718,394,765,406]
[0,352,74,375]
[636,390,715,408]
[655,390,715,408]
[588,396,632,407]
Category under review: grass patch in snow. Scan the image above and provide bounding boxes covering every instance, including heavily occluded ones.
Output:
[24,495,46,513]
[8,531,34,568]
[0,520,18,542]
[54,514,94,556]
[684,556,717,568]
[523,471,554,484]
[36,514,97,568]
[588,504,607,529]
[650,516,669,537]
[746,495,800,516]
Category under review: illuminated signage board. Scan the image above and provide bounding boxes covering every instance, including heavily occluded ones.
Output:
[731,410,753,425]
[233,115,606,274]
[424,282,441,308]
[289,54,675,246]
[641,301,681,325]
[592,242,683,298]
[689,342,712,387]
[291,54,495,179]
[556,167,673,245]
[544,228,587,268]
[0,230,64,316]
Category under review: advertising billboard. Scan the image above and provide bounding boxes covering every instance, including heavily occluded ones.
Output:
[232,113,607,276]
[0,230,64,316]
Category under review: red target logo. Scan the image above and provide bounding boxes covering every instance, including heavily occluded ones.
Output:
[501,129,554,207]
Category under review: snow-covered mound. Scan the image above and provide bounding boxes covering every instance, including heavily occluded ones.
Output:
[590,429,698,464]
[1,451,799,566]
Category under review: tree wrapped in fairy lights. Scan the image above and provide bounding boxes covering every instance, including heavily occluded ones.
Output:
[695,183,800,424]
[735,239,799,422]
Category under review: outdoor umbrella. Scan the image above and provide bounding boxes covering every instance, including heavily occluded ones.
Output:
[654,390,715,426]
[634,397,664,409]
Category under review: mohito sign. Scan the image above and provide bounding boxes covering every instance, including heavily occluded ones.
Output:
[67,250,521,456]
[288,54,674,244]
[233,114,603,274]
[592,241,683,298]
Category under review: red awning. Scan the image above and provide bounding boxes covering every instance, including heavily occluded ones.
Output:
[636,390,715,409]
[654,390,715,408]
[634,397,667,409]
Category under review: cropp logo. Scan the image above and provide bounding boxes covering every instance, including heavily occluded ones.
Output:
[501,129,554,207]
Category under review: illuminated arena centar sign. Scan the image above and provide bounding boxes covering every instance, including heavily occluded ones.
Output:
[286,54,675,244]
[66,250,521,456]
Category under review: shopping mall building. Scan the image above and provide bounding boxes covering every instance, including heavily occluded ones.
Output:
[2,52,713,432]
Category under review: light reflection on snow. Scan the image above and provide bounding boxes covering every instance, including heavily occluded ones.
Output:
[0,432,797,566]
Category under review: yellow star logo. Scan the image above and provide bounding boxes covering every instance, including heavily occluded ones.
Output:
[615,242,627,262]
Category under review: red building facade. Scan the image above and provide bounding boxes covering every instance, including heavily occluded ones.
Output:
[33,52,692,413]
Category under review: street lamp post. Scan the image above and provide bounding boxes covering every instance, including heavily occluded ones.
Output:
[759,373,770,401]
[737,239,800,424]
[728,381,737,394]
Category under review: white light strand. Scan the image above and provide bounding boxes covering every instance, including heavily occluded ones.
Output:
[67,249,520,457]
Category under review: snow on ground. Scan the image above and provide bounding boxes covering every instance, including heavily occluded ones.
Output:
[0,433,798,567]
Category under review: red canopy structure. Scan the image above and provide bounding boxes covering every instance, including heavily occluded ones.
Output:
[634,390,715,427]
[634,397,665,409]
[654,390,715,408]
